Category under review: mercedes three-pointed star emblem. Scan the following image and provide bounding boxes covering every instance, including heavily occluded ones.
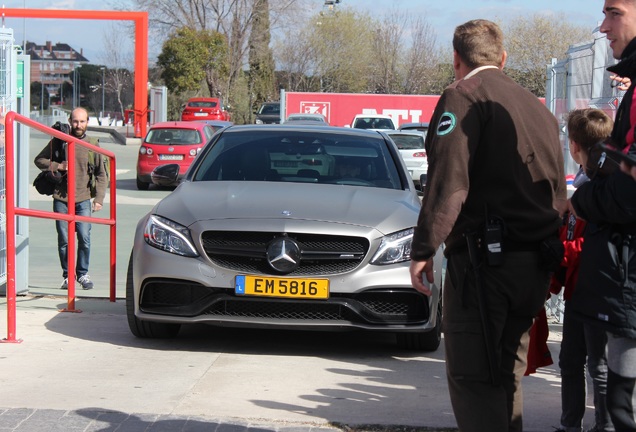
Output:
[266,237,301,273]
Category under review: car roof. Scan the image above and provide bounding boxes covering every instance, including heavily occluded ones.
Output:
[399,122,429,129]
[186,97,220,102]
[385,129,426,137]
[150,121,210,131]
[352,114,394,120]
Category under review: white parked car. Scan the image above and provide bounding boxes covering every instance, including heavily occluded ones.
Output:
[385,129,428,186]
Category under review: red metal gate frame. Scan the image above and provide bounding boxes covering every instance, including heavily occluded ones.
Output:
[3,112,117,343]
[1,8,149,138]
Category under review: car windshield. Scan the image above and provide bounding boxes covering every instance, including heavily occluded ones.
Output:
[389,134,425,150]
[146,128,202,145]
[354,117,394,129]
[191,130,403,189]
[259,104,280,115]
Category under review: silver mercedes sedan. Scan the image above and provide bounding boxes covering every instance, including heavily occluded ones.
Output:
[127,125,443,351]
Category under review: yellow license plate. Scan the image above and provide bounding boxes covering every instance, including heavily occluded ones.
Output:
[235,275,329,299]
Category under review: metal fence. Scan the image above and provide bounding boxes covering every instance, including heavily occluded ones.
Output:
[546,27,622,176]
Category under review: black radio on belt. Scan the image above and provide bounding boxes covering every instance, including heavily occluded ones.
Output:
[483,216,504,267]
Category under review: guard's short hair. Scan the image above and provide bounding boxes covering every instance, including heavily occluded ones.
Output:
[453,19,504,69]
[566,108,614,152]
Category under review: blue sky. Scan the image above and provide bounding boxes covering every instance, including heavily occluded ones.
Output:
[4,0,605,65]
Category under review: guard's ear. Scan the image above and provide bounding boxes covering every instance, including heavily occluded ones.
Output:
[499,51,507,70]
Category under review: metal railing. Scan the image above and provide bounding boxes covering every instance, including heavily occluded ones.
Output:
[3,111,117,343]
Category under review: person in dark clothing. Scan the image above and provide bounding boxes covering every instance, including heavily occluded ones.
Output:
[408,19,566,432]
[553,109,614,432]
[568,2,636,430]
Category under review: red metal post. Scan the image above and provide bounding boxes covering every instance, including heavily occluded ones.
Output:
[0,8,149,137]
[3,112,22,343]
[2,112,117,341]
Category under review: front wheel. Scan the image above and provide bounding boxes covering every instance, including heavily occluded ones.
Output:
[396,301,442,351]
[126,252,180,338]
[136,177,150,190]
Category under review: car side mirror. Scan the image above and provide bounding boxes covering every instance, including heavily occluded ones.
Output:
[151,164,180,187]
[419,173,427,187]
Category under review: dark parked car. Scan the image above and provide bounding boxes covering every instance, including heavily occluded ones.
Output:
[127,125,443,350]
[254,102,281,124]
[399,122,429,135]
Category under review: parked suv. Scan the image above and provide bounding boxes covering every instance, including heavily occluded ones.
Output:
[254,102,281,124]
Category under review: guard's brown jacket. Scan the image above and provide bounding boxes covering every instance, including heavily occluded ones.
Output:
[411,67,567,260]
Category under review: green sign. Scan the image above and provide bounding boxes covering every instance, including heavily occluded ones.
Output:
[16,60,23,98]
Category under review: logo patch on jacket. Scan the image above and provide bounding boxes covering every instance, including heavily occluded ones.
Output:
[437,112,456,136]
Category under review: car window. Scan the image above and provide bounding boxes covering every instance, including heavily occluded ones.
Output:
[190,101,217,108]
[388,134,425,150]
[191,130,402,189]
[259,104,280,115]
[202,126,215,141]
[146,128,203,145]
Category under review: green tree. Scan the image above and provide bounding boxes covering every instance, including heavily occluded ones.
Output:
[502,13,592,97]
[248,0,277,112]
[30,82,49,112]
[307,10,375,93]
[157,27,229,99]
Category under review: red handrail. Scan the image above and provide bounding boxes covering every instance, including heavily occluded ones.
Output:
[3,111,117,342]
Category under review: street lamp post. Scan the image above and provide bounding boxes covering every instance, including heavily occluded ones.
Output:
[100,67,105,118]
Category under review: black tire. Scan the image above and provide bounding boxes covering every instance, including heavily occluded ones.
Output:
[136,177,150,190]
[396,301,442,351]
[126,252,180,338]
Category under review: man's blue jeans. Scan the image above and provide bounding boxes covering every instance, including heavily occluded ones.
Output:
[54,199,92,279]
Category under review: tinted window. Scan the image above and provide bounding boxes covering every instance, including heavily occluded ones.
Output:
[146,128,203,145]
[389,134,425,150]
[189,101,218,108]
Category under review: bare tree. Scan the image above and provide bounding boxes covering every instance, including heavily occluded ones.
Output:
[100,24,135,119]
[369,10,404,94]
[502,13,592,96]
[401,17,446,95]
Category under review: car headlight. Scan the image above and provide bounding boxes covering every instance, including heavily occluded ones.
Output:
[255,119,264,124]
[370,228,413,265]
[143,215,199,257]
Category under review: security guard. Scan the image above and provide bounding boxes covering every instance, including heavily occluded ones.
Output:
[409,19,566,432]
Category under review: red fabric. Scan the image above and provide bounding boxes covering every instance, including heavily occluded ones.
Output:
[525,307,553,375]
[549,212,586,300]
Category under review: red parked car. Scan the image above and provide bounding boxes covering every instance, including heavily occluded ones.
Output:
[136,121,215,190]
[180,97,231,122]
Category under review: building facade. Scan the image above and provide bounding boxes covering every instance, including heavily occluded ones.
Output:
[24,41,88,104]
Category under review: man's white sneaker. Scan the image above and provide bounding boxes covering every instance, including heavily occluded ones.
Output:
[60,278,68,290]
[77,274,94,290]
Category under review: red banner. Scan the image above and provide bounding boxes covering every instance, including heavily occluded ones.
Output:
[284,92,441,127]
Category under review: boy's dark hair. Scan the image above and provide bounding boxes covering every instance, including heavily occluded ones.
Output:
[566,108,613,152]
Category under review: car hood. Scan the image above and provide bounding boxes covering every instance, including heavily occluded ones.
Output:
[153,181,421,235]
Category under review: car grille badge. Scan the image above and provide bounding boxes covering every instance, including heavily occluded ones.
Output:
[266,237,301,273]
[281,210,292,216]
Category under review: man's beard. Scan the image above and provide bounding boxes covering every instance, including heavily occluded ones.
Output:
[72,126,86,138]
